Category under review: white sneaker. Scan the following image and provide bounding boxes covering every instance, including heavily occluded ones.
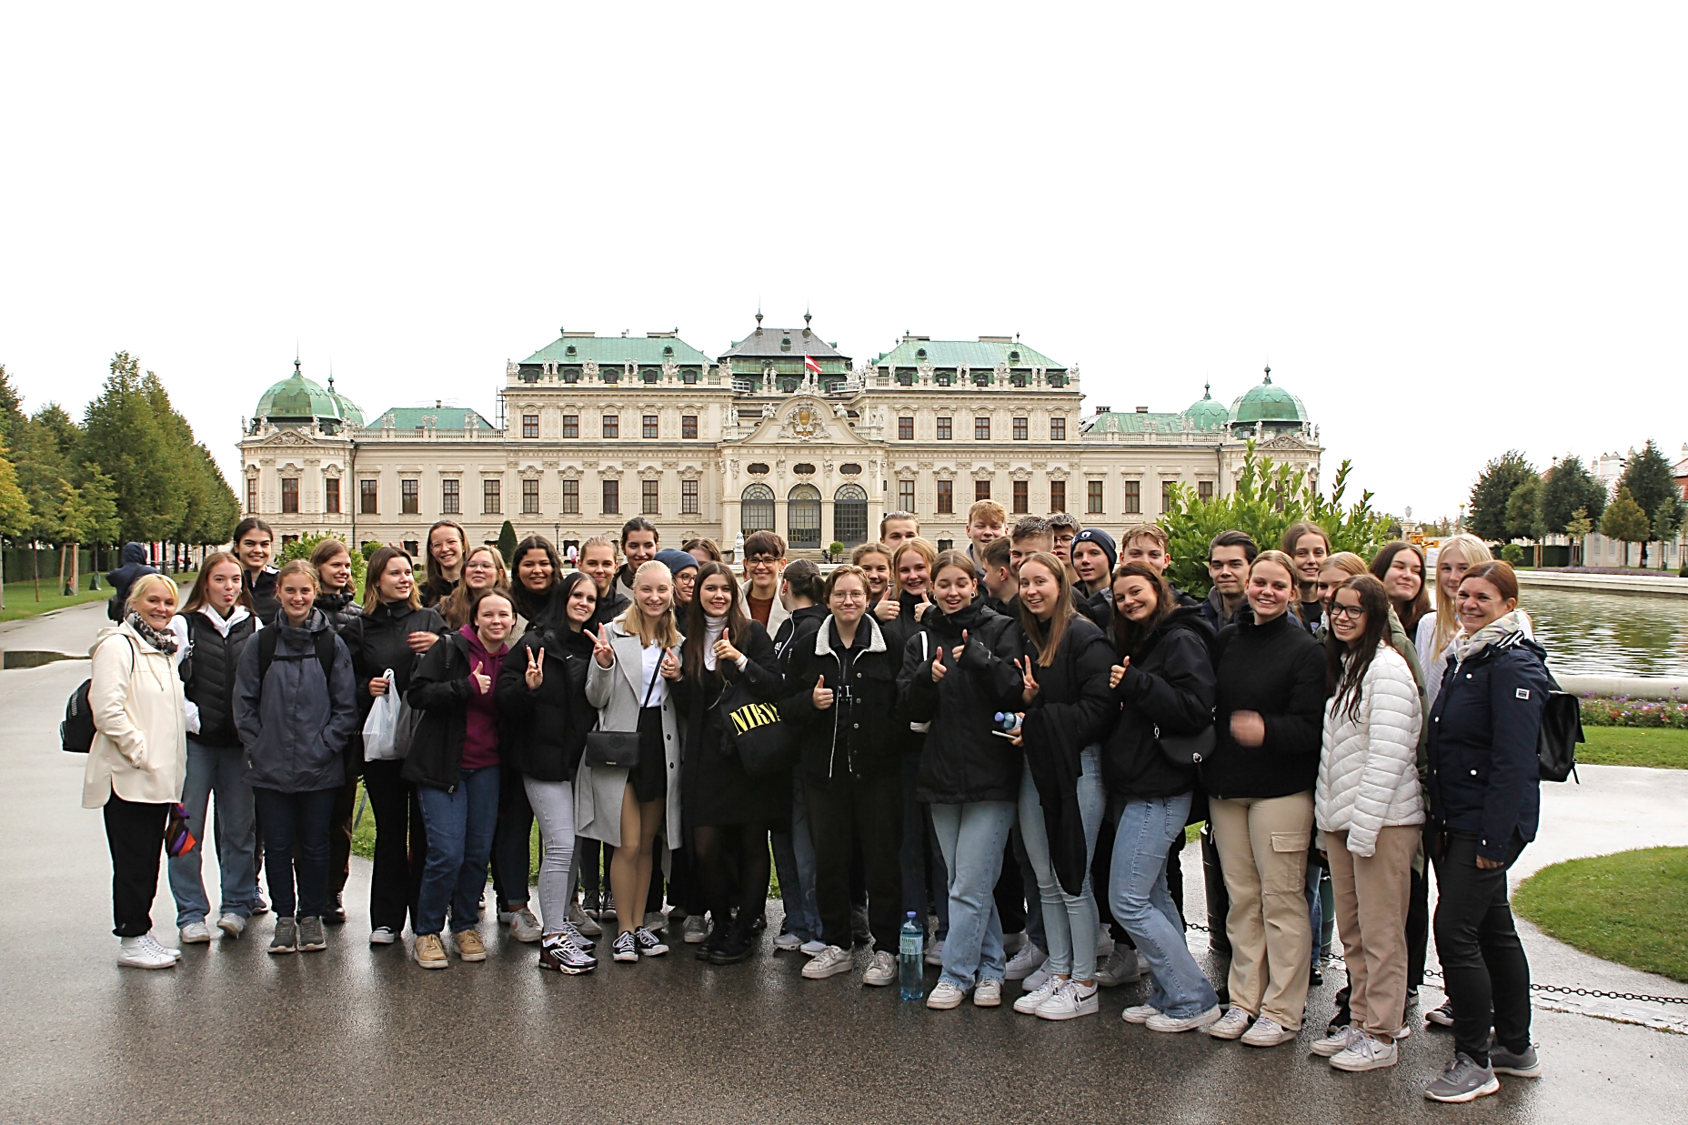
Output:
[1240,1016,1297,1047]
[1146,1005,1222,1033]
[683,915,710,944]
[142,934,182,961]
[1392,1023,1413,1041]
[1005,941,1047,981]
[862,950,896,987]
[568,900,602,937]
[1015,975,1064,1014]
[1312,1025,1366,1057]
[926,980,965,1009]
[1002,930,1027,955]
[799,939,828,956]
[1021,959,1055,993]
[924,938,945,967]
[773,931,803,952]
[1095,946,1143,987]
[216,913,246,939]
[1206,1007,1253,1040]
[179,921,213,944]
[1096,928,1116,958]
[117,936,177,969]
[973,978,1003,1007]
[1331,1032,1399,1072]
[801,945,853,979]
[369,926,398,945]
[500,906,542,943]
[642,910,667,934]
[1037,979,1100,1021]
[1122,1003,1162,1025]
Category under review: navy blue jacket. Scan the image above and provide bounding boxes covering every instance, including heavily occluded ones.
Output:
[233,608,358,792]
[1427,633,1549,862]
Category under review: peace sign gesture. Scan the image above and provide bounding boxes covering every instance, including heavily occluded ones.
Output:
[591,623,615,668]
[525,646,544,689]
[1017,655,1040,704]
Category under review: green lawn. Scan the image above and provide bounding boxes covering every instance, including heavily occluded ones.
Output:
[1514,847,1688,982]
[0,580,114,623]
[1579,726,1688,770]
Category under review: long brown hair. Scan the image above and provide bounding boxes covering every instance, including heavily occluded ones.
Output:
[682,561,752,685]
[424,519,468,589]
[308,538,356,597]
[1109,561,1176,656]
[1370,540,1430,636]
[180,551,254,616]
[363,546,421,610]
[1325,574,1391,723]
[1015,552,1073,669]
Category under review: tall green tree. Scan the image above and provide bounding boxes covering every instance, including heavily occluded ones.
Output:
[1504,473,1546,543]
[1540,454,1608,533]
[1618,440,1683,565]
[1468,451,1535,542]
[1564,506,1594,564]
[1600,487,1651,567]
[81,353,184,543]
[0,438,31,539]
[497,520,518,564]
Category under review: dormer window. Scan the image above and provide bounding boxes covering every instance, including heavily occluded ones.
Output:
[663,345,673,356]
[781,336,792,352]
[682,368,698,385]
[915,348,927,360]
[565,345,577,356]
[1009,350,1020,362]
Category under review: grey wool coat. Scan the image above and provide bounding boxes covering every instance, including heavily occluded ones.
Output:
[577,619,683,849]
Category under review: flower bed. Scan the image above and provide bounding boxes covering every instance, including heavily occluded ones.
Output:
[1581,694,1688,728]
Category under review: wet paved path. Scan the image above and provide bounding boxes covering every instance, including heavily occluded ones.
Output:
[4,602,1686,1124]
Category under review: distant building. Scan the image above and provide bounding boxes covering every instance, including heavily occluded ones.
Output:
[238,319,1322,558]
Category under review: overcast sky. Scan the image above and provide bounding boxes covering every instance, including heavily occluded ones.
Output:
[3,4,1683,521]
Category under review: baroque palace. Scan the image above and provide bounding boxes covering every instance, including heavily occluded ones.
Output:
[238,316,1322,558]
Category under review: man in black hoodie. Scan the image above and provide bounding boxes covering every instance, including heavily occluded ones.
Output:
[105,542,158,621]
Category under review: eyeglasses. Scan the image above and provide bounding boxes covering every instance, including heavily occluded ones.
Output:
[1329,603,1365,621]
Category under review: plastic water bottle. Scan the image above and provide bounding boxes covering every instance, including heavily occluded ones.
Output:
[993,711,1023,733]
[899,911,925,1000]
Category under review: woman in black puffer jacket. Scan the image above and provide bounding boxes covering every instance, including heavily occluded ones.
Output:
[1103,562,1223,1032]
[497,570,603,971]
[897,549,1025,1010]
[341,547,444,945]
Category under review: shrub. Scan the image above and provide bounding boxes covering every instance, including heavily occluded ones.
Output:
[1581,694,1688,729]
[279,532,367,592]
[1500,543,1525,565]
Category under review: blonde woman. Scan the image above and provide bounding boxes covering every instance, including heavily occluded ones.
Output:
[1416,534,1493,712]
[581,559,684,962]
[86,573,190,969]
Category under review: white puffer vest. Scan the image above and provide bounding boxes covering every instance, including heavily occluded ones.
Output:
[1316,641,1424,857]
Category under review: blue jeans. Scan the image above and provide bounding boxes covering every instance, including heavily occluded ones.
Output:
[415,767,501,936]
[770,775,820,941]
[929,800,1015,990]
[1110,793,1220,1019]
[252,787,338,919]
[1018,746,1103,979]
[168,738,257,925]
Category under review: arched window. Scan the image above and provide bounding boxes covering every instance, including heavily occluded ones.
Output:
[788,484,822,549]
[741,484,775,535]
[834,484,868,547]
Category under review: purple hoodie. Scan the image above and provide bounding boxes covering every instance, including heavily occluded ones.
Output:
[459,625,507,770]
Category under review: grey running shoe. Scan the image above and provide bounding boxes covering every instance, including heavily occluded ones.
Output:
[297,916,327,952]
[269,917,298,955]
[1424,1053,1500,1103]
[1489,1041,1542,1078]
[1095,946,1143,987]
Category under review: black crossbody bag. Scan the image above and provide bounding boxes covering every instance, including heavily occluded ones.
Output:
[583,658,660,770]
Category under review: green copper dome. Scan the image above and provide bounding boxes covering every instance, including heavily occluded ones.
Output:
[255,359,342,425]
[1184,383,1231,431]
[1229,366,1307,427]
[325,375,365,429]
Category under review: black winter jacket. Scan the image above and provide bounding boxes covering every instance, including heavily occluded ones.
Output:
[1203,608,1326,800]
[179,609,259,748]
[245,566,280,623]
[404,631,505,792]
[589,589,631,631]
[1105,606,1215,799]
[342,600,448,759]
[496,625,596,782]
[419,575,457,610]
[1018,614,1116,894]
[1427,631,1549,862]
[898,601,1026,804]
[780,615,904,786]
[774,603,829,661]
[314,591,363,635]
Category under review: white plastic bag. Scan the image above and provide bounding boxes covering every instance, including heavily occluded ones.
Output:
[362,668,404,760]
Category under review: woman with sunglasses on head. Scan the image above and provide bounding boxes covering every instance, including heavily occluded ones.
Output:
[1310,575,1423,1073]
[499,570,604,969]
[1201,550,1327,1046]
[341,547,444,945]
[419,521,468,610]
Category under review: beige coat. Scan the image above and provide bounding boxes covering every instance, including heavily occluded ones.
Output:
[575,620,682,848]
[82,622,188,809]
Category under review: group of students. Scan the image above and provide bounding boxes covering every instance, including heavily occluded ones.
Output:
[82,503,1545,1103]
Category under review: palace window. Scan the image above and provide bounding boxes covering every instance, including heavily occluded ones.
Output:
[1050,417,1066,441]
[522,479,540,514]
[1090,480,1105,514]
[682,368,698,385]
[1162,481,1178,513]
[1123,480,1139,514]
[936,416,951,441]
[483,479,501,515]
[643,414,659,439]
[441,479,460,514]
[400,479,419,514]
[360,479,379,515]
[899,479,915,511]
[682,414,697,440]
[975,480,991,501]
[741,484,775,534]
[899,416,914,441]
[602,414,619,439]
[562,414,578,438]
[975,417,990,441]
[1050,480,1065,513]
[1013,417,1028,441]
[561,479,579,514]
[324,477,340,515]
[1199,481,1214,503]
[937,479,953,514]
[602,479,619,515]
[281,477,299,514]
[602,368,619,384]
[1012,480,1028,514]
[246,478,257,514]
[642,479,659,515]
[522,414,539,439]
[681,479,698,514]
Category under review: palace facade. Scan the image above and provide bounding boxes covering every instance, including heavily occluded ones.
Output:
[238,317,1322,558]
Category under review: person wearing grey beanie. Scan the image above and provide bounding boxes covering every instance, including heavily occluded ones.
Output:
[655,549,700,613]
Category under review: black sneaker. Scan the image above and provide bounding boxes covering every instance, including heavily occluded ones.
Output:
[708,924,757,965]
[634,927,668,957]
[696,922,727,961]
[538,934,597,974]
[1425,1000,1455,1027]
[322,896,346,925]
[611,930,638,963]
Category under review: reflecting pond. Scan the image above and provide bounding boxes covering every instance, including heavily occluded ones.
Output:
[1517,587,1688,678]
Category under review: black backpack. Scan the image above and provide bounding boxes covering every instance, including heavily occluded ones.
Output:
[62,638,136,753]
[254,626,336,687]
[1538,689,1583,783]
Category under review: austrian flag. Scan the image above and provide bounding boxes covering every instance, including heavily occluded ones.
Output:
[804,354,822,375]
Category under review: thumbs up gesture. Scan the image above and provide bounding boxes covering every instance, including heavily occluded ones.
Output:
[931,645,948,683]
[471,660,492,695]
[1108,657,1131,691]
[951,628,970,665]
[812,673,834,710]
[914,590,934,622]
[660,647,682,680]
[713,627,742,665]
[525,646,544,689]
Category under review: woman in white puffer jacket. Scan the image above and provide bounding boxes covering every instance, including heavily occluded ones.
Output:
[1312,575,1424,1074]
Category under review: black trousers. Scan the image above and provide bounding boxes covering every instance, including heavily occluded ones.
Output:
[1405,832,1431,989]
[253,787,337,918]
[993,840,1028,936]
[491,763,534,911]
[1433,831,1531,1065]
[104,793,167,937]
[1201,822,1232,956]
[327,775,359,905]
[363,759,425,932]
[806,770,905,952]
